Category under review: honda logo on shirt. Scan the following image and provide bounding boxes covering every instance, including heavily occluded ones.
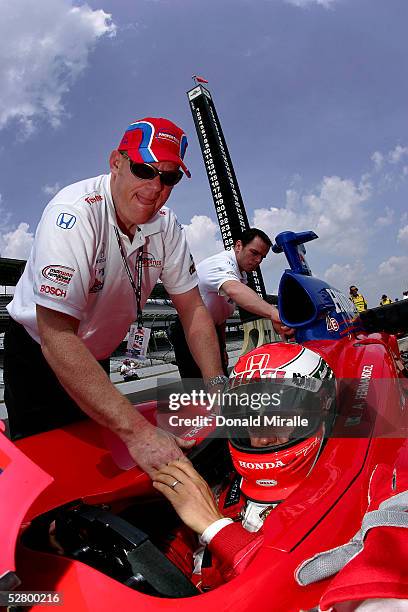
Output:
[56,213,76,230]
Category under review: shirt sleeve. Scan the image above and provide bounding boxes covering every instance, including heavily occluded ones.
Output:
[31,204,96,319]
[200,522,264,588]
[160,210,198,295]
[201,254,242,297]
[199,518,234,545]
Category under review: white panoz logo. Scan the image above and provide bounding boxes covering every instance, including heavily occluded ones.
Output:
[256,479,278,487]
[56,212,76,230]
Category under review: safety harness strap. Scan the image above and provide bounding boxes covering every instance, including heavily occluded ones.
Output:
[295,491,408,586]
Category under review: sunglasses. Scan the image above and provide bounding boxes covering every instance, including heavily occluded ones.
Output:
[120,151,183,187]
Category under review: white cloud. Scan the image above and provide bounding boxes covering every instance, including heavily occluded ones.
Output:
[378,255,408,277]
[375,206,394,227]
[369,144,408,187]
[42,183,61,197]
[285,188,300,210]
[183,215,223,263]
[388,145,408,164]
[397,225,408,246]
[0,194,12,231]
[0,0,116,135]
[284,0,337,8]
[323,262,365,290]
[252,175,371,257]
[371,151,384,170]
[0,223,34,259]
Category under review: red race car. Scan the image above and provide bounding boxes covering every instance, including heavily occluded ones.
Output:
[1,230,407,611]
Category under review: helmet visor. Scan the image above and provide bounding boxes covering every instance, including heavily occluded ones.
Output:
[222,377,335,453]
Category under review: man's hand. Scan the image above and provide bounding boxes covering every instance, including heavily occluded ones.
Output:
[271,306,294,338]
[126,424,195,478]
[152,460,224,534]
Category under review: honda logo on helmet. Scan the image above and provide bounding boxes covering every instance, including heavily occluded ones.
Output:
[238,460,285,469]
[246,353,270,370]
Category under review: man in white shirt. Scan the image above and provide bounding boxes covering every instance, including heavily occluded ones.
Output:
[170,228,291,380]
[4,117,225,477]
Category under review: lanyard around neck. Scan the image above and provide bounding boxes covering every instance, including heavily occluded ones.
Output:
[114,227,144,329]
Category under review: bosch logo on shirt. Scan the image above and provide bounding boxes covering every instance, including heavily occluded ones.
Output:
[42,265,74,286]
[56,213,76,230]
[40,284,67,298]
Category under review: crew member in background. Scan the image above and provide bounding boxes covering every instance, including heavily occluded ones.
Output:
[349,285,368,312]
[4,117,226,477]
[380,294,393,306]
[170,228,292,381]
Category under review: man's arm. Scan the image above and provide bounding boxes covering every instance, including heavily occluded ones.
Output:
[36,305,193,476]
[221,280,292,336]
[170,287,225,382]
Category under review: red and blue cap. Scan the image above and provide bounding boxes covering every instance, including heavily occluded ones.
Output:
[118,117,191,177]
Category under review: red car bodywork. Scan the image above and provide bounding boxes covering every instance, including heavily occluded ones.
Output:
[1,331,407,611]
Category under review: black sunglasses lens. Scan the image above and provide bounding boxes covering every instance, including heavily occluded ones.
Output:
[127,158,183,186]
[129,163,156,180]
[160,171,183,186]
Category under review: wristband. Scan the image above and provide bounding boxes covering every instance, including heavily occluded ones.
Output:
[205,374,229,390]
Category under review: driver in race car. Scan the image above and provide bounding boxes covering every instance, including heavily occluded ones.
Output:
[153,342,336,590]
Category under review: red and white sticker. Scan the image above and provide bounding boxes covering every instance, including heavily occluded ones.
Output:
[326,316,339,332]
[42,265,74,286]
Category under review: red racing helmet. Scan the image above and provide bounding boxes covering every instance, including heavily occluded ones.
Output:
[225,343,336,503]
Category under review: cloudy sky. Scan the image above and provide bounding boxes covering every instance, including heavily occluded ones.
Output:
[1,0,407,305]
